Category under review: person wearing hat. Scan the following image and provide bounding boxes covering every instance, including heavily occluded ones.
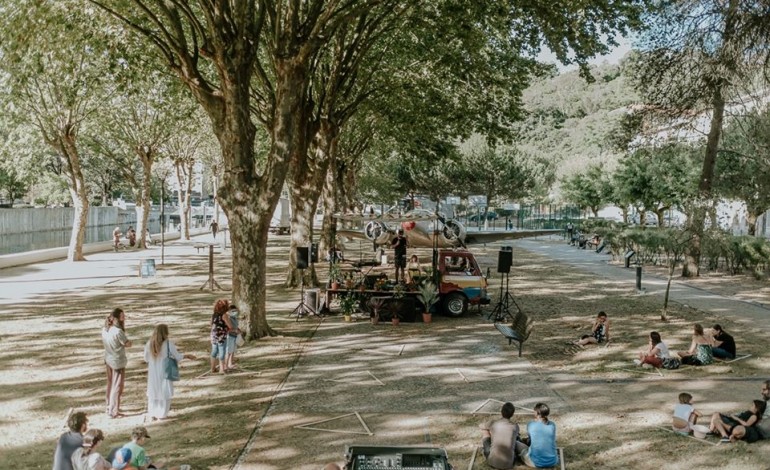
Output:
[111,447,134,470]
[119,427,189,470]
[122,427,151,470]
[391,229,407,282]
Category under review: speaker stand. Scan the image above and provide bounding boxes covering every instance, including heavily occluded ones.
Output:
[487,272,522,323]
[290,269,321,321]
[199,244,224,291]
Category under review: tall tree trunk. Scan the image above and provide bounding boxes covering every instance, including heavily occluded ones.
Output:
[320,154,339,255]
[216,60,308,339]
[175,160,194,240]
[61,134,88,261]
[285,121,337,287]
[682,0,737,277]
[135,151,153,249]
[746,207,759,237]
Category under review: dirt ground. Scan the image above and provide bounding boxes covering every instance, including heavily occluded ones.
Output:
[1,235,769,469]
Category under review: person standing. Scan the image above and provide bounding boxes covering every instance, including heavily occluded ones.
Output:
[479,402,521,469]
[126,227,137,247]
[210,299,233,374]
[102,308,132,418]
[210,220,219,239]
[112,226,122,252]
[391,229,407,282]
[143,324,196,420]
[711,324,736,360]
[53,411,88,470]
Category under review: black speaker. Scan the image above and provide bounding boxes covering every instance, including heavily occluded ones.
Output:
[310,243,319,263]
[497,247,513,273]
[297,247,309,269]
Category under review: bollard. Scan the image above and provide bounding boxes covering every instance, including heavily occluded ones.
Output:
[636,265,642,291]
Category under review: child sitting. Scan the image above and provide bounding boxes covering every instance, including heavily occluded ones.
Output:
[672,392,702,434]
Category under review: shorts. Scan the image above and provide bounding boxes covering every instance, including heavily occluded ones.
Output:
[226,335,238,354]
[211,342,226,360]
[742,425,761,443]
[395,255,406,268]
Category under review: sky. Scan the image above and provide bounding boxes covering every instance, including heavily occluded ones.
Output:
[538,36,632,72]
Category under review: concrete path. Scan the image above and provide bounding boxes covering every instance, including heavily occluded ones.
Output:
[0,232,222,305]
[513,236,770,333]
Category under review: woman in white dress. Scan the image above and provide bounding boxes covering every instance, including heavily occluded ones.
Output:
[144,324,196,420]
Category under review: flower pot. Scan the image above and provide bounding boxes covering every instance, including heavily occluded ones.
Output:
[392,317,400,326]
[344,314,352,322]
[331,281,340,290]
[371,313,379,325]
[422,312,432,323]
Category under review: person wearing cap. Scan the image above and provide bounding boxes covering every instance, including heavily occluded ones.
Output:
[122,427,152,470]
[71,429,111,470]
[111,447,134,470]
[120,427,189,470]
[391,229,407,282]
[53,411,88,470]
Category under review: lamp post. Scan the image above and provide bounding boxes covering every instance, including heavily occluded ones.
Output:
[161,182,165,265]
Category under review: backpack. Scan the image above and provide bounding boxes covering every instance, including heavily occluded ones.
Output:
[662,357,680,370]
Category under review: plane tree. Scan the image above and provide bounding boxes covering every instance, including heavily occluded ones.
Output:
[458,135,555,219]
[90,0,648,336]
[0,2,117,261]
[630,0,770,276]
[611,144,699,227]
[90,0,382,338]
[561,165,608,217]
[715,108,770,236]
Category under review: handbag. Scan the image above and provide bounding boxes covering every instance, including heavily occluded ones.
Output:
[164,341,180,381]
[236,334,245,347]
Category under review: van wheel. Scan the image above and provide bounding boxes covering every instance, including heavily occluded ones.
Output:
[443,292,468,317]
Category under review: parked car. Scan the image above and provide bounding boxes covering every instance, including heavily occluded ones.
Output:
[469,211,498,222]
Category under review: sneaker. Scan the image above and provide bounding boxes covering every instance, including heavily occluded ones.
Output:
[720,437,730,443]
[641,363,653,369]
[633,359,642,366]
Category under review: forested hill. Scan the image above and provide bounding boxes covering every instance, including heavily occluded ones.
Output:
[515,60,638,182]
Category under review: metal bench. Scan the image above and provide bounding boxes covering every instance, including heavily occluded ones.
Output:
[495,311,534,357]
[194,243,210,253]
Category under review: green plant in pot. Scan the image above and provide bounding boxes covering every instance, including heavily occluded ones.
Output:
[390,283,406,325]
[418,281,439,323]
[328,262,341,289]
[339,293,358,322]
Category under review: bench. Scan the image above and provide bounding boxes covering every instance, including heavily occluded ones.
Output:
[194,243,210,253]
[495,311,534,357]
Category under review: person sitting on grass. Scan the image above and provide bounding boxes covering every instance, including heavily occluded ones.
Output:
[518,403,558,468]
[53,411,88,470]
[711,400,767,443]
[118,426,189,470]
[714,380,770,443]
[575,311,610,346]
[672,392,702,434]
[634,331,670,368]
[677,323,713,366]
[479,402,521,470]
[71,429,110,470]
[711,324,736,360]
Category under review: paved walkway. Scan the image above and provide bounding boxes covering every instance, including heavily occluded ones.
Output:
[0,232,221,304]
[513,236,770,333]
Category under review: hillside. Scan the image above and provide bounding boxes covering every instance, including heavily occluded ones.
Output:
[514,60,639,181]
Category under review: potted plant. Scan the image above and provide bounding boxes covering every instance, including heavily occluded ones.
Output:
[391,283,406,325]
[418,281,439,323]
[339,293,358,322]
[328,262,341,290]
